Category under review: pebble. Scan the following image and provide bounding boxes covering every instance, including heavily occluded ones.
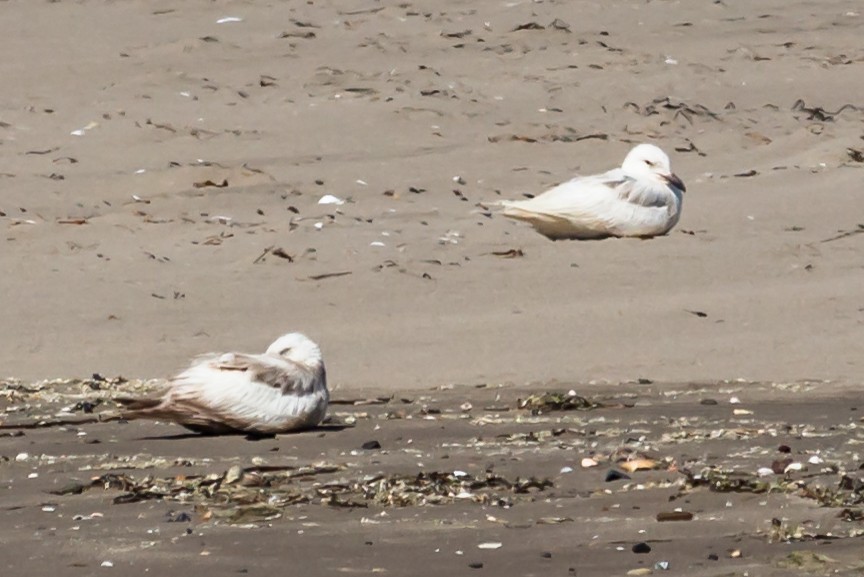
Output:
[632,542,652,554]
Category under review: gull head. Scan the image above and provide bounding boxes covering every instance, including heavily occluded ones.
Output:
[266,332,323,366]
[621,143,686,193]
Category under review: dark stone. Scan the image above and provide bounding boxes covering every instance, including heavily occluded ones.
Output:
[632,542,652,554]
[361,440,382,450]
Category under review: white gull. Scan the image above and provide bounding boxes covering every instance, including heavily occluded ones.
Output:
[116,332,328,435]
[500,143,686,240]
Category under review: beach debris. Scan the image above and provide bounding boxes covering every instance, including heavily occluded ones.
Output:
[477,542,502,550]
[306,271,352,281]
[216,16,243,24]
[619,459,659,473]
[489,249,524,258]
[734,169,759,178]
[71,466,552,523]
[253,246,294,264]
[193,179,229,189]
[361,440,382,450]
[775,551,837,571]
[820,223,864,244]
[846,148,864,162]
[517,391,601,415]
[790,99,860,122]
[318,194,345,205]
[70,122,99,136]
[632,542,651,554]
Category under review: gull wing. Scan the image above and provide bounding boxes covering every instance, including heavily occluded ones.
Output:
[208,352,321,395]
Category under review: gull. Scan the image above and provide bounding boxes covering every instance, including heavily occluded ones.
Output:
[500,143,686,240]
[116,332,329,435]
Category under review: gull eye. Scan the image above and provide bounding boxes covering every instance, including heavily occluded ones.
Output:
[644,159,655,167]
[279,347,292,355]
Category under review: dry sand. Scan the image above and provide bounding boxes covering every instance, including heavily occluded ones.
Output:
[2,0,864,575]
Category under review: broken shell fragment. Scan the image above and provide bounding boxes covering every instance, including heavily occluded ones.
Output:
[318,194,345,205]
[620,459,657,473]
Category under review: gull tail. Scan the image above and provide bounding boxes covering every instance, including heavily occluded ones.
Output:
[114,396,240,435]
[499,201,541,222]
[115,396,162,413]
[114,396,183,423]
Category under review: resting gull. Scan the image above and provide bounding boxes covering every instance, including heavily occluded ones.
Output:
[116,332,328,435]
[500,143,686,240]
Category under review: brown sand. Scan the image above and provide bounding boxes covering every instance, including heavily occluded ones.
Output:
[2,0,864,575]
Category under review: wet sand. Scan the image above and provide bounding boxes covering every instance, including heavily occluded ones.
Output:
[2,0,864,575]
[4,378,864,576]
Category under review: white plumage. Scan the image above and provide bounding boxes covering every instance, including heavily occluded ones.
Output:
[117,332,329,435]
[500,143,686,240]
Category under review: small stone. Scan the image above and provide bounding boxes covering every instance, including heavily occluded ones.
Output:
[778,445,792,453]
[700,398,718,405]
[468,562,483,569]
[581,457,599,468]
[15,452,29,462]
[707,553,719,561]
[477,542,502,550]
[100,561,114,568]
[728,549,742,558]
[224,465,243,484]
[541,552,552,558]
[632,542,651,554]
[361,440,382,450]
[166,511,192,523]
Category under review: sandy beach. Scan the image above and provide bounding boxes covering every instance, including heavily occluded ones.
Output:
[2,0,864,575]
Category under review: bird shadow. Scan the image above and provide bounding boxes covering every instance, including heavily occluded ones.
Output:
[134,423,352,442]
